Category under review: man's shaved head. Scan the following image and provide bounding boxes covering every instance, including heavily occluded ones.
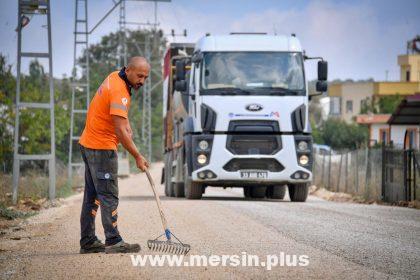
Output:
[125,56,150,90]
[127,56,150,70]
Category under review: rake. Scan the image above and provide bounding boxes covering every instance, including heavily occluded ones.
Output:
[145,169,191,255]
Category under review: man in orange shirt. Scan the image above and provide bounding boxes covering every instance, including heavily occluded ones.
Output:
[79,57,150,254]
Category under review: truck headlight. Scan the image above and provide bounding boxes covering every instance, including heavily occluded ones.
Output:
[297,141,308,151]
[198,140,209,150]
[299,155,309,165]
[197,154,207,165]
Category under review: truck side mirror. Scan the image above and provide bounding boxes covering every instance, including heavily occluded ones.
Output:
[316,81,328,92]
[318,61,328,81]
[175,60,186,81]
[175,80,187,92]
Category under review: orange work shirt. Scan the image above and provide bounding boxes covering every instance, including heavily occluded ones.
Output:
[79,70,131,150]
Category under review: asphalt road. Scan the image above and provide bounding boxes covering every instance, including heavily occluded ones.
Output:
[1,163,419,279]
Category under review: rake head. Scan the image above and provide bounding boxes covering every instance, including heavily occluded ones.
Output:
[147,239,191,255]
[147,229,191,255]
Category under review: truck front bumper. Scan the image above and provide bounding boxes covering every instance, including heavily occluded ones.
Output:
[191,134,313,184]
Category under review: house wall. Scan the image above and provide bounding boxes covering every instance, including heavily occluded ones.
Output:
[390,125,420,148]
[370,124,390,144]
[341,83,374,123]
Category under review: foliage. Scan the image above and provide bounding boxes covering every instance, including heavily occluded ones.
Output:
[0,55,15,172]
[315,118,368,150]
[0,202,34,220]
[0,55,71,172]
[377,95,404,113]
[360,95,404,114]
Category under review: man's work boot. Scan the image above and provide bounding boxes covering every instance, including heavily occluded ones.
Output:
[80,239,106,254]
[105,241,141,254]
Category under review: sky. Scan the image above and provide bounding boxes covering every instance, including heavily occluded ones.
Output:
[0,0,419,81]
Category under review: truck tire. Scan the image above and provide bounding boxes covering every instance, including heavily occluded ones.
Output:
[266,185,286,199]
[243,187,251,198]
[184,164,202,199]
[288,183,309,202]
[164,153,174,197]
[174,182,185,197]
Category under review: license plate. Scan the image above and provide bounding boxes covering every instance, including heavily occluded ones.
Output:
[240,170,268,179]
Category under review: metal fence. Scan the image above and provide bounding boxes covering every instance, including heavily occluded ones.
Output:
[313,146,419,203]
[313,148,382,201]
[383,147,419,203]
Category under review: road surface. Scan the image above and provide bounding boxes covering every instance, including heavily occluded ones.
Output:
[1,163,419,279]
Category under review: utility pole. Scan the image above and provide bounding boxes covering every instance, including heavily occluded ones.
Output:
[116,0,131,175]
[68,0,123,182]
[122,0,171,162]
[68,0,90,182]
[142,35,152,162]
[118,0,127,67]
[12,0,56,204]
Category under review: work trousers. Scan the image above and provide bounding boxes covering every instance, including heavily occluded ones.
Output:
[79,144,122,247]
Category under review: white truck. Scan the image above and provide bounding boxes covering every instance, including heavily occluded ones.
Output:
[161,33,328,201]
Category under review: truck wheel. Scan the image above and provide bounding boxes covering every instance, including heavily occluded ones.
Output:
[288,183,309,202]
[164,153,174,197]
[174,182,185,197]
[243,187,251,198]
[266,185,286,199]
[184,164,202,199]
[250,186,267,198]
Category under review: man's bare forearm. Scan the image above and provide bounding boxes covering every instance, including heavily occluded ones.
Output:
[116,128,140,159]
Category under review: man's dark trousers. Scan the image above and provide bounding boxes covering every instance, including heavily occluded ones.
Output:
[79,145,123,247]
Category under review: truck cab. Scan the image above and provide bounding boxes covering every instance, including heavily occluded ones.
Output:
[162,34,327,201]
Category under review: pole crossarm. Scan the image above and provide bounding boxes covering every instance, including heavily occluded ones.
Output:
[88,0,122,34]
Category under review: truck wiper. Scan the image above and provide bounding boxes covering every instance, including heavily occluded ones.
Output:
[249,87,302,96]
[204,88,252,95]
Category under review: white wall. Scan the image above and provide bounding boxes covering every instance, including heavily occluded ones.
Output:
[371,124,389,144]
[390,125,420,148]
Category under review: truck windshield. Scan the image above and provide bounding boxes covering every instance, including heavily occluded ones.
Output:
[200,52,305,95]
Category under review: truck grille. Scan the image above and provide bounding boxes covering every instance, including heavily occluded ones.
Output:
[226,121,282,155]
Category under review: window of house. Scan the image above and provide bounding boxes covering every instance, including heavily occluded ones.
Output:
[379,128,389,144]
[346,100,353,113]
[329,97,341,115]
[405,128,418,149]
[406,71,410,82]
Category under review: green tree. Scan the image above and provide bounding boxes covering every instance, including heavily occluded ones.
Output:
[377,94,404,113]
[0,55,71,172]
[0,55,16,172]
[319,118,368,150]
[359,95,403,114]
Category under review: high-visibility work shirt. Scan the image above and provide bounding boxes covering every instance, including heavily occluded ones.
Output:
[79,69,132,150]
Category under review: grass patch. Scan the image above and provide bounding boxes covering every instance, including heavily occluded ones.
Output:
[0,202,35,220]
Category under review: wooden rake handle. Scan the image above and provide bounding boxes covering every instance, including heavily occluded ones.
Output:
[145,169,170,239]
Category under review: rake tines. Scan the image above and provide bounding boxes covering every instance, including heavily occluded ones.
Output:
[147,239,191,255]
